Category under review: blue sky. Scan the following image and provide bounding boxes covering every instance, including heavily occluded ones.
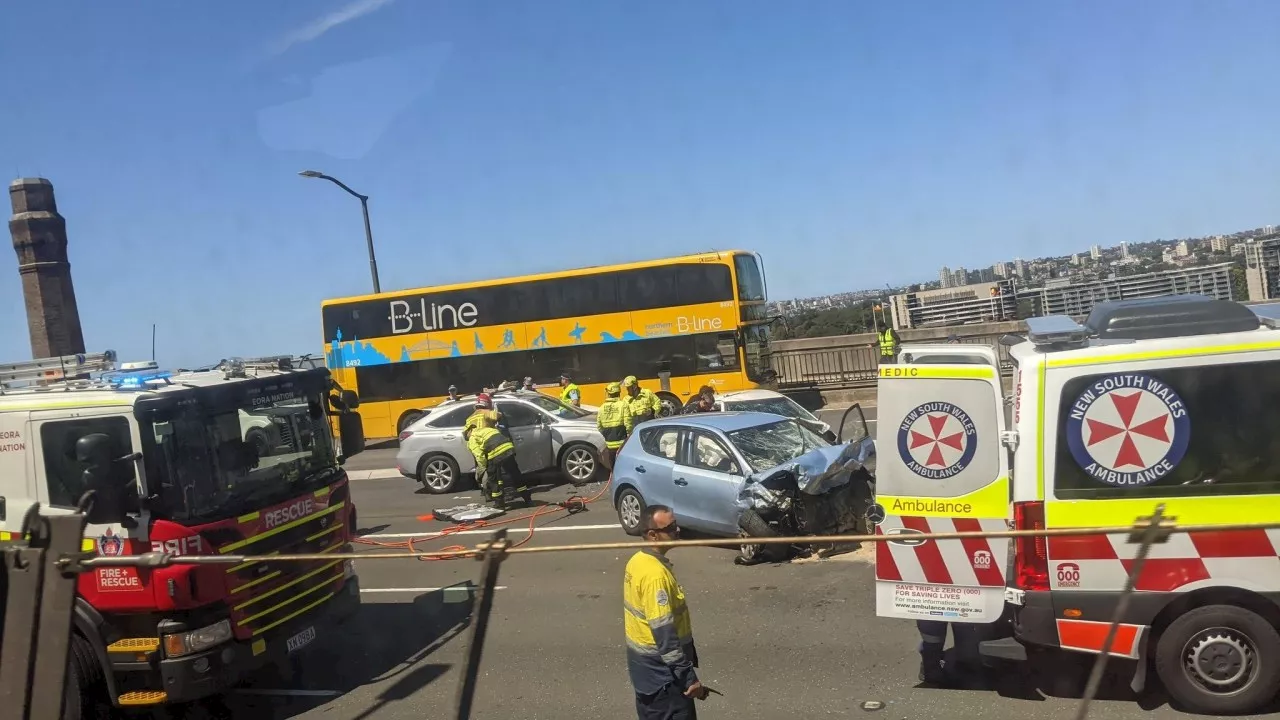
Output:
[2,0,1278,367]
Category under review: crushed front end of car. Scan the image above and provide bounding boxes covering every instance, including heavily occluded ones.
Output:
[734,437,876,565]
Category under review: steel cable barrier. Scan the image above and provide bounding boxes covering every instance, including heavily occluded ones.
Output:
[4,500,1275,720]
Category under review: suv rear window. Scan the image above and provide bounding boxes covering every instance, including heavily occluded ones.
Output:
[428,406,472,429]
[1053,358,1280,500]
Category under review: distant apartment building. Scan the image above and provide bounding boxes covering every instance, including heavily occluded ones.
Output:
[1071,254,1081,266]
[1232,243,1246,257]
[939,266,953,289]
[1120,241,1129,258]
[1090,245,1101,260]
[993,261,1009,278]
[1032,262,1236,317]
[1210,235,1230,253]
[889,279,1017,330]
[1162,247,1176,263]
[1244,236,1280,302]
[1013,257,1026,279]
[951,267,968,288]
[1175,240,1190,257]
[890,263,1236,329]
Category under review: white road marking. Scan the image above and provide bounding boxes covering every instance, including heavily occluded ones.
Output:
[346,468,404,480]
[233,689,342,697]
[361,586,508,593]
[361,523,621,539]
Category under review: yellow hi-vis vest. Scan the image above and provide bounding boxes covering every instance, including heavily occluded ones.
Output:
[560,383,581,405]
[597,398,633,449]
[878,329,898,357]
[626,388,662,425]
[623,549,698,694]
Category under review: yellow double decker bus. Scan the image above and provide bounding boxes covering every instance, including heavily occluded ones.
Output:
[321,250,775,438]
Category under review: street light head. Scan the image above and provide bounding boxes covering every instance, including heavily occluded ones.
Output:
[298,170,324,178]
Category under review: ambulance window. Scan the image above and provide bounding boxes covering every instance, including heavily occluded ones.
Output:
[40,417,136,508]
[1053,359,1280,500]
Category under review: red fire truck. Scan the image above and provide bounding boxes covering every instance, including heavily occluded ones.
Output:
[0,351,366,716]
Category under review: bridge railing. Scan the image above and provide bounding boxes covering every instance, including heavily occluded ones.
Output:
[772,319,1025,389]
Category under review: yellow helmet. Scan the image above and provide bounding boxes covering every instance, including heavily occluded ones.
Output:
[622,375,638,387]
[605,382,622,397]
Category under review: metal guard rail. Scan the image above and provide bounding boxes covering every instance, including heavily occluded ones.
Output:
[774,330,1018,389]
[4,501,1274,720]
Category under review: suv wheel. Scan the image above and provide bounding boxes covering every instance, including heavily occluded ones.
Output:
[418,454,460,494]
[560,443,599,484]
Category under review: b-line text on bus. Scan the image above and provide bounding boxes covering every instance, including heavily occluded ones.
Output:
[389,300,479,335]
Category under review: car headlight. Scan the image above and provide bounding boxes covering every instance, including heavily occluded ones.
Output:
[163,619,232,658]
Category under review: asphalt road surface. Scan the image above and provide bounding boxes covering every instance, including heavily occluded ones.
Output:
[136,466,1237,720]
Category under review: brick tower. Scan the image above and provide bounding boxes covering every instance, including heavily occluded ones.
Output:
[9,178,86,358]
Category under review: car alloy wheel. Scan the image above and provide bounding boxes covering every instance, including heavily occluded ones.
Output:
[422,458,455,492]
[564,447,596,482]
[619,492,643,531]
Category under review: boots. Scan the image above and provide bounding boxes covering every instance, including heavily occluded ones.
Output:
[521,491,533,505]
[918,643,947,685]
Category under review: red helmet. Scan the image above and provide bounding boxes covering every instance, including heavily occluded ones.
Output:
[475,393,493,408]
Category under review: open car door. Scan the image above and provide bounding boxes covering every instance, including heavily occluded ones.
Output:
[871,352,1011,622]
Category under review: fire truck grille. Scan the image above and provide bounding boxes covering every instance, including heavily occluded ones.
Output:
[222,484,350,637]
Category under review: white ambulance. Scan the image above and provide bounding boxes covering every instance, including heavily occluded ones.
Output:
[872,296,1280,715]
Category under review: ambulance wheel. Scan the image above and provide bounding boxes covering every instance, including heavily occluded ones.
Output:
[418,454,460,494]
[1154,604,1280,715]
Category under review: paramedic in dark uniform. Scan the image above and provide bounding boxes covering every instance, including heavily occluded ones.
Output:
[917,620,981,686]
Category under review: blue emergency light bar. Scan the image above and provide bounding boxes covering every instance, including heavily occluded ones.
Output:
[105,369,173,390]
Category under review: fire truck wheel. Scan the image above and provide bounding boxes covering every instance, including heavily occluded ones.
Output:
[1154,604,1280,715]
[64,634,105,720]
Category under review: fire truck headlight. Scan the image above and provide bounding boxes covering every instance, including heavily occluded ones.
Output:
[163,619,232,658]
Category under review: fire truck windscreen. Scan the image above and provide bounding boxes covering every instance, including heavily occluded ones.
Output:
[137,373,340,523]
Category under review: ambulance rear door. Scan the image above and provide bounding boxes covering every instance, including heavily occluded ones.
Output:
[872,356,1012,622]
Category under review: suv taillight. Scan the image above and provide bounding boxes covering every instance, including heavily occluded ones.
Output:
[398,430,413,442]
[1013,501,1049,592]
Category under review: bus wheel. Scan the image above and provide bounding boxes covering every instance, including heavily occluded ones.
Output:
[1154,604,1280,715]
[655,392,681,417]
[418,454,460,494]
[397,410,424,436]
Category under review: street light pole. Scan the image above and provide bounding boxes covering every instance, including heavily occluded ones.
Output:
[299,170,382,294]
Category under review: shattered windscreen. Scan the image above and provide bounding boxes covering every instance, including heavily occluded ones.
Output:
[727,419,829,473]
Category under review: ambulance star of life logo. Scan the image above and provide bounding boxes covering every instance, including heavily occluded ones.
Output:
[1065,372,1191,487]
[896,402,978,480]
[98,528,123,557]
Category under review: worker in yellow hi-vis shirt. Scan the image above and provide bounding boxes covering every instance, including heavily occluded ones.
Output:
[597,382,633,474]
[623,504,707,719]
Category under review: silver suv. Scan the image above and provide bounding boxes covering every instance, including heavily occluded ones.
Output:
[395,390,608,494]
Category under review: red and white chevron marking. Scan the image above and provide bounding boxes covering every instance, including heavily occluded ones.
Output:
[875,516,1008,587]
[1048,528,1280,593]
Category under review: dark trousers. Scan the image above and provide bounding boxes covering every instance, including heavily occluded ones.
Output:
[635,684,697,720]
[603,447,619,470]
[917,620,980,664]
[486,456,527,501]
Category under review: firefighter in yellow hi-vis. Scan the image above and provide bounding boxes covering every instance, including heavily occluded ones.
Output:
[467,411,531,509]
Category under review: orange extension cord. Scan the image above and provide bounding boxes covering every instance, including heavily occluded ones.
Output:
[352,479,613,561]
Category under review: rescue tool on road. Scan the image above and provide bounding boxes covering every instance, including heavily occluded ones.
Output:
[872,296,1280,715]
[0,351,367,715]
